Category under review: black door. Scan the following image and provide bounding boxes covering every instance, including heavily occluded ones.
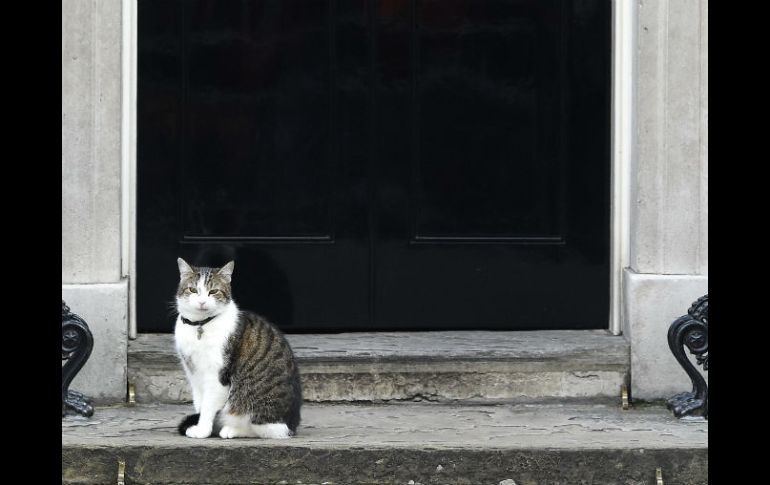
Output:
[138,0,610,333]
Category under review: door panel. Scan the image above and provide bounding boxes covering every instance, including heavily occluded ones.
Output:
[413,1,560,240]
[138,0,370,332]
[374,0,609,329]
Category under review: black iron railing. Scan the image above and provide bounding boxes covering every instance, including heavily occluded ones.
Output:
[62,301,94,417]
[666,294,708,419]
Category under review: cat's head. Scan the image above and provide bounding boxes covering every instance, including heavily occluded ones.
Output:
[175,258,234,319]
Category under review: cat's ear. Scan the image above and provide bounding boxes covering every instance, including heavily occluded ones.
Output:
[177,257,194,276]
[218,261,235,282]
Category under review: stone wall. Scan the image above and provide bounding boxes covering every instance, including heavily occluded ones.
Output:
[62,0,126,401]
[626,0,708,399]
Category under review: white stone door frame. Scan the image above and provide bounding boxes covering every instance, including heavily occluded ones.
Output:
[610,0,635,336]
[122,0,635,339]
[123,0,138,339]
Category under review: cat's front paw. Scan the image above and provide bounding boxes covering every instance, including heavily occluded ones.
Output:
[219,425,239,439]
[185,424,212,439]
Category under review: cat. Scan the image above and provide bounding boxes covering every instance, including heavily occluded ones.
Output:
[174,257,302,439]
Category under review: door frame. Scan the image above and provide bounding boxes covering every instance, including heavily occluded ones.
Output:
[122,0,635,338]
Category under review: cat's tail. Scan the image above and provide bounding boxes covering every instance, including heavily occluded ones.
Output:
[177,413,200,435]
[286,367,303,435]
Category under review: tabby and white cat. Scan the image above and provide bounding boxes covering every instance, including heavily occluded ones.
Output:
[174,258,302,439]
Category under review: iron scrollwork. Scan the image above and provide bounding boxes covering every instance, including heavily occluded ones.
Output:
[62,301,94,417]
[666,294,708,419]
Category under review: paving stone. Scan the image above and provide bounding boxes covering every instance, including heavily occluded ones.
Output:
[63,402,707,485]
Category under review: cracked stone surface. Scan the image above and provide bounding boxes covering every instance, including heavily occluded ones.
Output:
[131,331,628,363]
[129,331,630,403]
[63,403,707,485]
[63,402,705,450]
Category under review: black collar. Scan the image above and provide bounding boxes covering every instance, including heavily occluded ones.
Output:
[180,315,216,326]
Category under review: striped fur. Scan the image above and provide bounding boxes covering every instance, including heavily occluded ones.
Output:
[220,312,302,432]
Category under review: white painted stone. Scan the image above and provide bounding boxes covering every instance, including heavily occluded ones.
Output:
[62,0,123,283]
[624,269,707,400]
[63,282,128,401]
[633,0,708,275]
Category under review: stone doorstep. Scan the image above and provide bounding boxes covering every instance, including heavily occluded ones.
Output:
[62,403,707,485]
[129,330,630,403]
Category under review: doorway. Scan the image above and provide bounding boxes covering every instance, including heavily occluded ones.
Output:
[137,0,610,333]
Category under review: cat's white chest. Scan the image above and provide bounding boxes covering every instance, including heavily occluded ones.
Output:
[175,304,238,376]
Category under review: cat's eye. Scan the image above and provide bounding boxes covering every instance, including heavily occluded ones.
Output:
[209,289,220,296]
[186,287,197,294]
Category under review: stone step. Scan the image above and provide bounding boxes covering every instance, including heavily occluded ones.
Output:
[62,402,708,485]
[129,331,630,403]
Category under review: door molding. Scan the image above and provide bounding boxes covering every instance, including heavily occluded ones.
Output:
[123,0,138,338]
[123,0,634,338]
[610,0,635,335]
